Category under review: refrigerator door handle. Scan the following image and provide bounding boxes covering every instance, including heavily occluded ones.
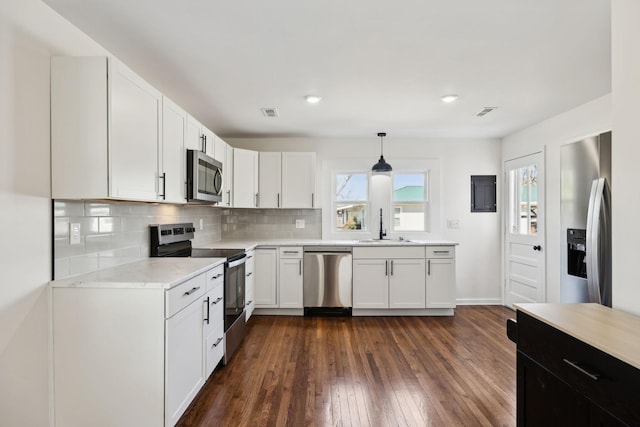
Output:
[586,177,610,305]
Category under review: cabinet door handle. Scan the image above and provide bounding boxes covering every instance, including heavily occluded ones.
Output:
[311,193,315,208]
[385,260,388,276]
[204,297,210,324]
[184,286,200,296]
[246,272,253,277]
[212,337,223,348]
[563,359,600,381]
[246,300,253,305]
[255,193,259,207]
[299,259,302,275]
[277,193,280,208]
[212,297,223,305]
[428,259,431,275]
[201,134,206,153]
[227,190,231,206]
[159,173,166,200]
[390,260,394,276]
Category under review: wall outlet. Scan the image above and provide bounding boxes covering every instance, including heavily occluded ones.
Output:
[199,218,204,230]
[70,223,81,245]
[447,219,461,229]
[295,219,305,229]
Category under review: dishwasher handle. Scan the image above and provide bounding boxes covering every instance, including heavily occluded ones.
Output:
[303,246,352,253]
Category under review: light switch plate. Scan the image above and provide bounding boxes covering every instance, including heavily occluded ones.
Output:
[296,219,305,229]
[447,219,461,229]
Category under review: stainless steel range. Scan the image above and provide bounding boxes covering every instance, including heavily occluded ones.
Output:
[150,223,246,364]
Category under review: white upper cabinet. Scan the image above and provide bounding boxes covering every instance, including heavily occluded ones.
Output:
[282,152,316,208]
[51,56,164,201]
[161,97,187,203]
[213,133,226,164]
[224,145,234,207]
[185,114,204,152]
[233,148,259,208]
[201,127,215,159]
[258,152,282,208]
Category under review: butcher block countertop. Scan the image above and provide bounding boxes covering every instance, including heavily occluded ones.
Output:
[514,303,640,371]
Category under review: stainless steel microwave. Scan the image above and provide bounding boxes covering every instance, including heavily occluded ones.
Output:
[186,149,223,203]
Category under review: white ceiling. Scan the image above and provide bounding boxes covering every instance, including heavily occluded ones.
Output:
[43,0,611,139]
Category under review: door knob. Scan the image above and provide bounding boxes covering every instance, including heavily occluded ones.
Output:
[533,245,542,251]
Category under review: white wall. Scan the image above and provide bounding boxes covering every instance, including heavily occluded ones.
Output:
[611,0,640,316]
[502,94,611,304]
[229,137,503,304]
[0,1,108,425]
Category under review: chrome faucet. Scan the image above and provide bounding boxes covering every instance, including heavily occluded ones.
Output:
[379,208,387,240]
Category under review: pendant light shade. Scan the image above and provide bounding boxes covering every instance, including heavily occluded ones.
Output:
[372,132,392,173]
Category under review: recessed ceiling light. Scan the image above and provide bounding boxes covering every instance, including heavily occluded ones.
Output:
[304,95,322,104]
[441,94,459,103]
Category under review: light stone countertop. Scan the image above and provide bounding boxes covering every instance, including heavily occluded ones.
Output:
[198,239,458,252]
[515,303,640,371]
[50,257,226,289]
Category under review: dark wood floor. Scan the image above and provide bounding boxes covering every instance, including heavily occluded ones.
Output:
[178,306,517,427]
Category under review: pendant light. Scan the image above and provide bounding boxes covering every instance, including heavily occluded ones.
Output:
[372,132,392,173]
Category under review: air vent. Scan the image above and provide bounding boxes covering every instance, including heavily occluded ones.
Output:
[476,107,498,117]
[261,107,279,118]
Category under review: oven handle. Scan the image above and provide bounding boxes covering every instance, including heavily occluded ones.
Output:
[227,256,247,269]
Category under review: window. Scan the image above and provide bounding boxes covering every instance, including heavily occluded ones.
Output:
[392,173,427,231]
[335,173,368,231]
[508,165,537,235]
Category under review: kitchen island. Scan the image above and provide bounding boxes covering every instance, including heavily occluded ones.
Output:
[510,303,640,426]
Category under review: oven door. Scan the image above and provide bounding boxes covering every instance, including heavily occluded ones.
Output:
[224,255,246,331]
[187,149,223,203]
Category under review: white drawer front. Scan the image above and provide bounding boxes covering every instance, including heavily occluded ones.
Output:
[425,246,455,258]
[166,274,206,318]
[206,264,224,292]
[353,246,425,259]
[205,328,224,378]
[279,246,303,258]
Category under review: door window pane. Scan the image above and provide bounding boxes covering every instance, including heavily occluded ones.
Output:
[335,173,368,231]
[509,165,537,235]
[393,173,426,231]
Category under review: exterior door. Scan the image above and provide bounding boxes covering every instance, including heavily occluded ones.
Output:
[504,152,545,307]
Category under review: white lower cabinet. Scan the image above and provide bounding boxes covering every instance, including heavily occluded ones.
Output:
[353,246,426,309]
[254,248,278,307]
[166,292,206,425]
[51,262,225,427]
[245,250,256,319]
[426,246,456,309]
[389,258,426,309]
[278,247,303,308]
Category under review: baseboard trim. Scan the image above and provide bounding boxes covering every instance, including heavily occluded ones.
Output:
[456,298,503,306]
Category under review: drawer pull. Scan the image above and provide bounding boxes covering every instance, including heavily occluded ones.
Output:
[563,359,600,381]
[246,300,253,305]
[246,272,253,277]
[212,274,223,279]
[283,250,299,254]
[184,286,200,296]
[433,250,450,254]
[212,337,223,348]
[212,297,223,305]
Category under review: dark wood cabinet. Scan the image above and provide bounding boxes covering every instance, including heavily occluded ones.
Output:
[511,305,640,427]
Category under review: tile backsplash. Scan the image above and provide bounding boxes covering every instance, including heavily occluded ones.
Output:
[53,201,323,280]
[53,200,222,279]
[221,208,321,240]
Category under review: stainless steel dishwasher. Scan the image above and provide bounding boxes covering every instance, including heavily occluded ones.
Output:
[303,246,353,315]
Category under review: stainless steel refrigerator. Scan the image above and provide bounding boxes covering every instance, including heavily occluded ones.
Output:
[560,131,612,306]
